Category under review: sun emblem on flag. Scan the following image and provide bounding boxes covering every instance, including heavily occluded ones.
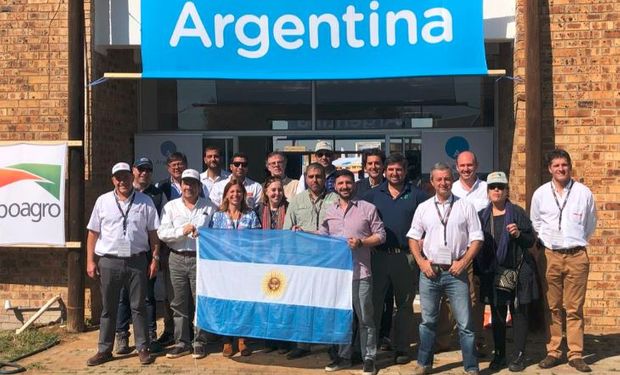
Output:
[262,270,287,298]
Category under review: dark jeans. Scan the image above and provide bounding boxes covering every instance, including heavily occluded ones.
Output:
[116,276,157,334]
[380,285,394,339]
[490,303,529,358]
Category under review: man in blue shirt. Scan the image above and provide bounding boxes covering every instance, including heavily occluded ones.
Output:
[362,153,428,364]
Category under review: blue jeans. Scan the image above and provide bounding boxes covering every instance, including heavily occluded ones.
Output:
[418,270,478,372]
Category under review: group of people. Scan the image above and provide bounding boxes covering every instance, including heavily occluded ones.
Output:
[84,141,597,375]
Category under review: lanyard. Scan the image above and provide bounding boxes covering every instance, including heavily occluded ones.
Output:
[434,196,454,246]
[115,192,136,236]
[550,179,573,230]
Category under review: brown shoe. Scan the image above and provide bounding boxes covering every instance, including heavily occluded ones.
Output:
[222,343,234,357]
[569,358,592,373]
[138,348,154,365]
[538,355,561,369]
[238,338,252,356]
[86,352,113,366]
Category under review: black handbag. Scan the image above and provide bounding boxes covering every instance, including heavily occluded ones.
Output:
[494,263,520,293]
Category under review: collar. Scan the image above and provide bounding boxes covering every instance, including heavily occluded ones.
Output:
[551,179,573,193]
[458,177,480,193]
[114,189,135,202]
[308,190,326,202]
[434,193,454,205]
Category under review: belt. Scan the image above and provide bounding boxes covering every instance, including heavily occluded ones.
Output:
[552,246,585,255]
[100,252,146,259]
[170,249,196,257]
[431,264,451,273]
[376,246,408,254]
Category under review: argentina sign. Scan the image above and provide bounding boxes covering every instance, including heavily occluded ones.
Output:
[0,144,67,246]
[141,0,488,79]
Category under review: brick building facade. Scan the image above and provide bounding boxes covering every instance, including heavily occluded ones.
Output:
[0,0,618,332]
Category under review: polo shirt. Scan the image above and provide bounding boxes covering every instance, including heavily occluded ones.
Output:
[157,197,216,252]
[406,194,484,262]
[362,181,428,250]
[284,190,337,231]
[320,199,386,280]
[87,190,160,257]
[209,175,263,209]
[354,177,383,199]
[530,180,597,249]
[452,178,489,212]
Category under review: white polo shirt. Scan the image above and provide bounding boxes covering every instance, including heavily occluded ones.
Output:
[158,196,216,252]
[407,194,484,263]
[87,190,160,257]
[200,169,230,197]
[209,176,263,209]
[530,180,597,249]
[452,178,489,212]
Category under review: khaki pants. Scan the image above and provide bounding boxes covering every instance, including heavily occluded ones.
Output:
[543,248,589,360]
[436,264,484,349]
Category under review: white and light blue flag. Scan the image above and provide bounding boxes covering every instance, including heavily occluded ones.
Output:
[196,229,354,344]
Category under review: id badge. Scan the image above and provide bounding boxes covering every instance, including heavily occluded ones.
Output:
[115,238,132,258]
[434,245,452,265]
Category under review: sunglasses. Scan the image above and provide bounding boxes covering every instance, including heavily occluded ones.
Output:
[137,167,152,173]
[488,184,507,191]
[232,161,248,168]
[316,151,333,158]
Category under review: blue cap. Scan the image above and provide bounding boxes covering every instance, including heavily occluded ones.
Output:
[133,157,153,169]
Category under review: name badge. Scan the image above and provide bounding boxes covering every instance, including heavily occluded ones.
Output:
[434,246,452,266]
[115,238,132,258]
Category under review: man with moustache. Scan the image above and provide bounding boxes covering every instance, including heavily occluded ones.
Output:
[407,162,483,375]
[320,169,385,375]
[284,162,337,359]
[86,162,160,366]
[532,149,596,373]
[200,146,230,197]
[362,153,427,364]
[158,169,216,360]
[296,140,338,194]
[265,151,299,200]
[209,152,263,208]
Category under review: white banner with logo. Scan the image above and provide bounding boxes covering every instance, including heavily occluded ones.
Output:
[0,144,67,245]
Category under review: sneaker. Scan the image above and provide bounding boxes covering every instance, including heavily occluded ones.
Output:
[324,357,352,372]
[86,352,113,366]
[508,351,525,372]
[115,331,131,355]
[156,331,175,347]
[362,359,377,375]
[166,345,192,359]
[138,348,155,365]
[192,345,207,359]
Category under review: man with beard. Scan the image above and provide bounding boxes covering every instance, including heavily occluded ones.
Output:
[209,152,263,208]
[296,140,338,194]
[200,146,230,197]
[265,151,299,200]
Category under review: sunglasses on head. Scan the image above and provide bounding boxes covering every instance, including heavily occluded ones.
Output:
[316,151,332,158]
[488,184,507,191]
[232,161,248,168]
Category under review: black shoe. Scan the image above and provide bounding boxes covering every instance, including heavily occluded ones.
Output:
[569,358,592,373]
[508,351,525,372]
[538,355,561,369]
[489,355,506,371]
[395,351,411,364]
[324,357,352,372]
[149,340,163,354]
[138,348,155,365]
[379,336,392,351]
[156,331,175,347]
[362,359,377,375]
[115,331,131,355]
[351,352,363,365]
[287,348,311,360]
[192,344,207,359]
[165,345,192,359]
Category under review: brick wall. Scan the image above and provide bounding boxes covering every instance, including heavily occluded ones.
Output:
[512,0,620,332]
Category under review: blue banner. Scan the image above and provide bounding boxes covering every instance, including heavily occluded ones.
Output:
[141,0,488,79]
[196,229,354,344]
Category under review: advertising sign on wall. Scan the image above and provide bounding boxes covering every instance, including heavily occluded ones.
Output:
[0,144,67,246]
[142,0,488,79]
[421,129,494,173]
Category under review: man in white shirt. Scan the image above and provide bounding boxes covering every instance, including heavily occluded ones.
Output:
[158,169,216,360]
[209,152,263,208]
[532,149,596,373]
[438,150,488,354]
[200,146,230,197]
[86,162,160,366]
[407,162,483,375]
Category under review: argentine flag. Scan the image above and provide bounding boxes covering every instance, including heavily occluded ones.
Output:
[196,229,353,344]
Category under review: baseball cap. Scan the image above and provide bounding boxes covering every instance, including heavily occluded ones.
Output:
[133,157,153,169]
[486,171,508,185]
[314,140,333,152]
[181,169,200,182]
[111,162,131,176]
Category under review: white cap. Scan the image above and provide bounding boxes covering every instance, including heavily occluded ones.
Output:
[486,171,508,185]
[111,162,131,175]
[181,169,200,182]
[314,140,333,152]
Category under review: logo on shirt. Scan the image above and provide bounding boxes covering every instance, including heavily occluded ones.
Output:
[0,164,62,200]
[262,270,287,299]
